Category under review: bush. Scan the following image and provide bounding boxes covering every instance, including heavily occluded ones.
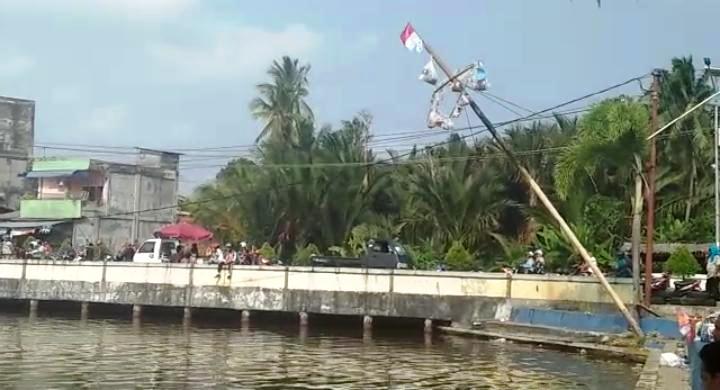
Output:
[445,241,475,271]
[294,243,320,266]
[664,246,700,279]
[408,245,440,270]
[258,242,276,261]
[347,224,386,257]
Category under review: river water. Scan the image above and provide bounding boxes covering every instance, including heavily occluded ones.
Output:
[0,309,639,389]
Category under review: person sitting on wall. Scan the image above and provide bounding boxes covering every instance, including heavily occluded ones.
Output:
[190,243,199,261]
[533,249,545,274]
[518,251,535,274]
[613,250,632,278]
[173,244,184,263]
[1,238,13,259]
[225,244,236,267]
[215,244,234,279]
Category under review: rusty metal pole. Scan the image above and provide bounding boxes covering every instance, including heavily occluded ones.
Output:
[418,39,644,337]
[644,71,660,306]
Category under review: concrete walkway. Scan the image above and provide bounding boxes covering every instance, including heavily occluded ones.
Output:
[635,342,689,389]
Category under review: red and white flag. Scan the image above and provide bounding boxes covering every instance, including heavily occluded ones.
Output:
[400,23,423,53]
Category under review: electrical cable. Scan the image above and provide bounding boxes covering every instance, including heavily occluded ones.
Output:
[482,92,534,114]
[58,73,650,219]
[479,93,525,117]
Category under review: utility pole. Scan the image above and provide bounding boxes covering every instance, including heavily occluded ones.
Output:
[418,37,644,337]
[131,168,141,244]
[708,60,720,248]
[644,71,661,306]
[715,103,719,247]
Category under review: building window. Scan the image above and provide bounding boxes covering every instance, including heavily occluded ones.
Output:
[82,186,103,202]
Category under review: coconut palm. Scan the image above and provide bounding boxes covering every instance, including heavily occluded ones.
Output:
[403,135,511,251]
[658,56,714,221]
[494,120,573,242]
[249,56,314,144]
[555,97,648,281]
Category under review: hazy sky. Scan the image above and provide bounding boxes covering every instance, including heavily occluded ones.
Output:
[0,0,718,192]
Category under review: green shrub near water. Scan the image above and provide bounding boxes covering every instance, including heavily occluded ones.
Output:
[663,246,700,279]
[445,241,474,271]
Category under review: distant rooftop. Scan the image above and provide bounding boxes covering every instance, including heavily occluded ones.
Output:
[135,147,183,156]
[0,95,35,104]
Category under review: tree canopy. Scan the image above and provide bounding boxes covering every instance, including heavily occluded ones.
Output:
[185,55,716,271]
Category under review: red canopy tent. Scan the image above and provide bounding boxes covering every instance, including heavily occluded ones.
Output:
[155,222,213,241]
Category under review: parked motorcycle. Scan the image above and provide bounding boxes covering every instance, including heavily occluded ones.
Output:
[650,273,713,305]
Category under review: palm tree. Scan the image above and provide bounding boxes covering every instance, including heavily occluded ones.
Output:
[555,98,648,289]
[658,57,714,222]
[249,56,314,144]
[495,120,573,242]
[403,135,510,252]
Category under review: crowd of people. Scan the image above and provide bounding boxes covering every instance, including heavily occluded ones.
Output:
[211,242,271,279]
[504,248,634,277]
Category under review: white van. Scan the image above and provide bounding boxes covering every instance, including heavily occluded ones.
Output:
[133,238,179,263]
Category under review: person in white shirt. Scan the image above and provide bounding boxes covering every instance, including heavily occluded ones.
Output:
[214,245,226,278]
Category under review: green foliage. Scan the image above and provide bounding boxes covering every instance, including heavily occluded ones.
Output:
[656,219,692,242]
[555,98,648,200]
[184,55,718,273]
[445,241,475,271]
[535,222,613,273]
[408,240,442,270]
[656,217,714,243]
[328,246,349,257]
[347,224,387,257]
[293,243,320,266]
[663,246,700,279]
[489,232,528,269]
[258,242,276,261]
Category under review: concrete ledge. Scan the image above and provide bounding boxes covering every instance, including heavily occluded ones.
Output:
[474,320,608,343]
[439,325,648,363]
[0,261,640,326]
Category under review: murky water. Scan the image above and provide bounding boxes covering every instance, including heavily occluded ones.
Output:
[0,309,639,389]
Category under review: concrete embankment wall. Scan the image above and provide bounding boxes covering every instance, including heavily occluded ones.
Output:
[0,260,635,326]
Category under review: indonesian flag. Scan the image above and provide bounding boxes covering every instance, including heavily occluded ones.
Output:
[400,23,423,53]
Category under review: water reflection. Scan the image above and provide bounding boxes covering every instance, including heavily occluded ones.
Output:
[0,311,640,389]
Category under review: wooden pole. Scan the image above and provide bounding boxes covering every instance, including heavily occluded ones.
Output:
[420,39,644,337]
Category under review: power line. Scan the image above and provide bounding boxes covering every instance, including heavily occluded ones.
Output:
[179,126,700,170]
[176,107,594,169]
[174,106,596,167]
[29,104,598,158]
[482,92,534,114]
[64,73,651,218]
[479,93,525,116]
